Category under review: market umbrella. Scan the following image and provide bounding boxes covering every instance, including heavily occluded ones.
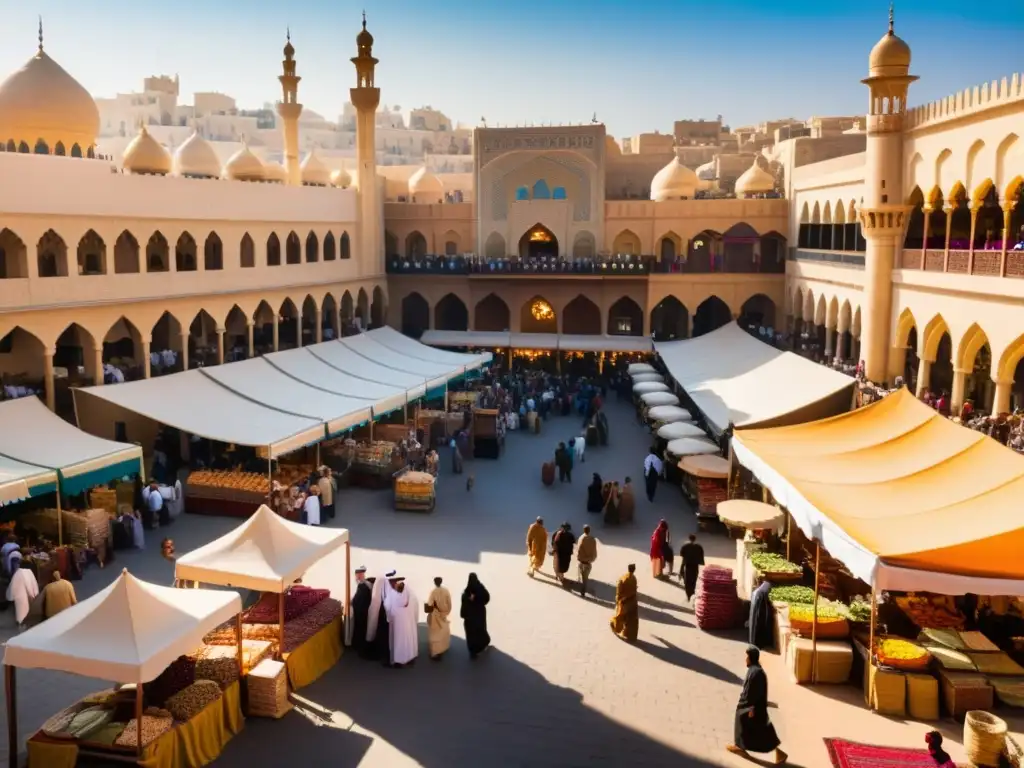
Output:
[716,499,784,532]
[665,437,720,457]
[631,372,664,384]
[633,381,670,395]
[678,454,730,479]
[647,405,691,424]
[657,421,706,440]
[628,363,655,375]
[641,391,680,407]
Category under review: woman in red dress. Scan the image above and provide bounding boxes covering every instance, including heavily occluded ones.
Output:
[650,519,670,578]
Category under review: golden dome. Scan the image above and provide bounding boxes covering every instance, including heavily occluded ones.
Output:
[695,160,717,181]
[408,165,444,199]
[223,142,265,182]
[263,161,287,183]
[0,46,99,153]
[122,125,171,175]
[173,130,221,178]
[356,14,374,49]
[331,166,352,188]
[650,157,698,201]
[868,8,911,76]
[734,158,775,197]
[300,149,331,186]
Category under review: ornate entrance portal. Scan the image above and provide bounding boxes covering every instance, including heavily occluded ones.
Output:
[519,224,559,260]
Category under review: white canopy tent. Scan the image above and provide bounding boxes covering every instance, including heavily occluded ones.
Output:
[307,341,428,400]
[3,570,240,683]
[656,421,707,440]
[633,382,670,395]
[631,372,665,384]
[201,359,372,436]
[339,334,451,389]
[174,504,350,593]
[265,348,408,415]
[0,397,143,496]
[75,370,324,458]
[0,455,56,506]
[558,335,654,352]
[510,333,560,350]
[628,363,656,375]
[368,326,492,369]
[419,330,511,348]
[665,437,721,457]
[655,322,855,435]
[641,392,680,407]
[647,405,692,423]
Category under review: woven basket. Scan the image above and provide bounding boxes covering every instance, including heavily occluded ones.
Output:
[247,659,291,719]
[789,616,849,640]
[964,711,1007,767]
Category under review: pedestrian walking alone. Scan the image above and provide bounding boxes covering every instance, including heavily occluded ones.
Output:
[610,564,639,642]
[643,447,663,502]
[526,517,548,577]
[727,646,787,764]
[461,573,491,659]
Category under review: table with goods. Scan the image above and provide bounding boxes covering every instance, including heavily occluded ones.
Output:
[472,408,501,459]
[201,585,344,692]
[26,629,256,768]
[16,500,113,575]
[392,469,436,512]
[184,470,270,518]
[677,455,729,528]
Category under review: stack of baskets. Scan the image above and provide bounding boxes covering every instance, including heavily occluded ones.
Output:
[694,565,740,631]
[247,659,290,719]
[964,711,1007,767]
[88,488,118,517]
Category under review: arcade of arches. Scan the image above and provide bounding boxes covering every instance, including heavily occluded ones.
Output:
[0,284,387,418]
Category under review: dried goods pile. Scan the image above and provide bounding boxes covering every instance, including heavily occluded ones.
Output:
[895,595,965,629]
[195,657,240,689]
[244,586,330,623]
[165,680,223,722]
[144,656,196,707]
[185,470,270,504]
[203,598,342,654]
[113,713,174,748]
[694,565,740,631]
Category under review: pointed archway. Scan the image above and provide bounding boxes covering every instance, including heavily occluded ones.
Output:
[475,293,510,332]
[401,293,430,338]
[562,295,601,335]
[435,293,469,332]
[521,296,556,334]
[518,224,558,260]
[607,297,643,336]
[650,297,689,340]
[693,296,732,337]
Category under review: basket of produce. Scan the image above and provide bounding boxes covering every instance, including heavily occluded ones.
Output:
[788,602,850,639]
[769,585,815,605]
[393,470,436,512]
[895,595,965,630]
[874,637,931,671]
[750,552,803,584]
[847,595,873,625]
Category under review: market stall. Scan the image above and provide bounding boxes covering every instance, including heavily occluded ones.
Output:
[645,405,692,428]
[366,326,492,372]
[4,570,243,768]
[678,454,730,529]
[0,455,56,508]
[393,469,436,512]
[340,334,451,396]
[655,321,855,437]
[174,506,350,691]
[732,388,1024,715]
[632,381,670,396]
[266,347,408,415]
[640,391,680,408]
[307,340,429,402]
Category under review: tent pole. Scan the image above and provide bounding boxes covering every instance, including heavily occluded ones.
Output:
[344,539,352,640]
[135,682,144,760]
[316,442,321,470]
[56,489,63,547]
[868,582,878,674]
[236,613,244,678]
[5,665,17,768]
[811,542,821,684]
[785,511,792,562]
[277,591,286,660]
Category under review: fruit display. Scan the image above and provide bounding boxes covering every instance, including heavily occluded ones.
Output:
[788,602,850,639]
[769,585,816,605]
[354,441,402,475]
[895,595,965,630]
[848,595,873,623]
[750,552,802,575]
[394,469,436,512]
[874,637,931,671]
[186,470,270,504]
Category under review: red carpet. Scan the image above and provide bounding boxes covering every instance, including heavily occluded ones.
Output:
[824,738,940,768]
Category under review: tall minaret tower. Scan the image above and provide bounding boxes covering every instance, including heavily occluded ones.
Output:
[277,30,303,187]
[351,13,381,267]
[858,4,917,383]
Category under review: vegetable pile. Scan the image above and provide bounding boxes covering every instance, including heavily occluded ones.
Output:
[848,595,873,622]
[769,585,815,605]
[750,552,801,574]
[788,602,847,623]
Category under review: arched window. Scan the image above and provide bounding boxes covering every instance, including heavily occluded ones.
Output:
[515,186,529,201]
[552,187,567,200]
[340,232,351,260]
[33,139,49,155]
[532,180,551,200]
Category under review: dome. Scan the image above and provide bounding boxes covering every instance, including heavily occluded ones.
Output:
[173,131,221,179]
[868,11,911,77]
[263,161,287,183]
[0,48,100,153]
[695,160,717,181]
[331,167,352,188]
[650,157,698,201]
[300,150,331,186]
[122,125,171,175]
[356,16,374,49]
[223,142,265,182]
[408,166,444,199]
[734,159,775,197]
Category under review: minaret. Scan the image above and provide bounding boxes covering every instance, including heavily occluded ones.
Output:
[351,12,381,266]
[858,4,917,383]
[277,30,303,187]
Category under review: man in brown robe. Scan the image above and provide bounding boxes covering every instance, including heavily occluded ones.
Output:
[425,577,452,659]
[610,564,639,642]
[526,517,548,577]
[42,571,77,619]
[618,477,636,524]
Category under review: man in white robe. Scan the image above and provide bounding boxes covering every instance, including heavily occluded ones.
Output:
[7,561,39,629]
[384,576,419,666]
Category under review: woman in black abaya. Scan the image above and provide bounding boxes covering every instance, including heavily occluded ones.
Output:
[586,473,604,513]
[460,573,491,658]
[727,646,787,764]
[748,579,774,649]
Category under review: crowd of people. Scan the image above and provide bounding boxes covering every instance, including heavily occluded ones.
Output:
[347,567,492,665]
[386,253,652,275]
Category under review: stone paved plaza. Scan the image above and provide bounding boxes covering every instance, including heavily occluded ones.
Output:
[3,399,1020,767]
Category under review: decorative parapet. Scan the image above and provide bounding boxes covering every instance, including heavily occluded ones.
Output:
[905,73,1024,130]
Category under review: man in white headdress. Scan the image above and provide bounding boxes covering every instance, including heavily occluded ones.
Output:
[384,575,419,667]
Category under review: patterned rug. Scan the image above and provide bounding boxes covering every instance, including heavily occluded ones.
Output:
[824,738,940,768]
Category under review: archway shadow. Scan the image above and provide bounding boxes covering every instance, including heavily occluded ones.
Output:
[632,635,744,686]
[212,637,729,768]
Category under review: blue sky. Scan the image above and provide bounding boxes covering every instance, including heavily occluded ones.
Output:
[3,0,1022,137]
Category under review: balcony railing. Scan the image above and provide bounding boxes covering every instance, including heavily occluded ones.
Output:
[386,254,787,276]
[790,249,866,267]
[899,248,1024,278]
